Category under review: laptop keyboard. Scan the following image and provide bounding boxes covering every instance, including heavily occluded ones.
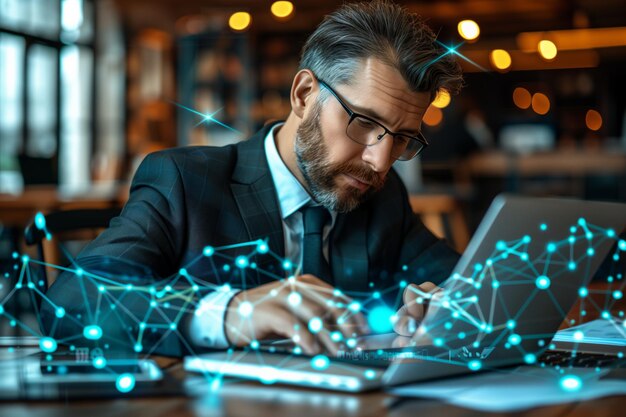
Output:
[339,348,623,369]
[538,350,622,368]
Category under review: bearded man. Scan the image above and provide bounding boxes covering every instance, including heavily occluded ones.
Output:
[42,0,463,357]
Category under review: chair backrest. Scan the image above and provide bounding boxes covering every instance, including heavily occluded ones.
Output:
[409,194,470,253]
[24,207,121,289]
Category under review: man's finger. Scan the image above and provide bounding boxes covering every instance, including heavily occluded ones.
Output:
[269,308,320,355]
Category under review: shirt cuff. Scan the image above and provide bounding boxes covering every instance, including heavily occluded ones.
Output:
[189,289,240,348]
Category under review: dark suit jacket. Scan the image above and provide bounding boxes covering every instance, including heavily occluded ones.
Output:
[41,123,460,356]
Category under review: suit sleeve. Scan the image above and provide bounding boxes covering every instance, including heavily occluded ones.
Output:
[41,152,203,357]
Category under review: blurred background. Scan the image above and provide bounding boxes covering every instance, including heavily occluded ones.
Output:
[1,0,626,311]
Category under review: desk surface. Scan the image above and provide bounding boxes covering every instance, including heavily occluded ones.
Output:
[1,355,625,417]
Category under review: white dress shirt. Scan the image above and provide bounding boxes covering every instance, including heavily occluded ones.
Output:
[189,124,335,348]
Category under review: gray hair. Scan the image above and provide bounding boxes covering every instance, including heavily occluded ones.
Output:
[299,0,463,102]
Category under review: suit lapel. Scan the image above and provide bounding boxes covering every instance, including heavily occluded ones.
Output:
[230,123,285,284]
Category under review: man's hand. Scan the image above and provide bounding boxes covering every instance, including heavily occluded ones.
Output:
[393,281,443,337]
[224,274,369,355]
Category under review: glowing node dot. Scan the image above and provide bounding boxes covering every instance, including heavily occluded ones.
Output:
[238,301,253,317]
[116,374,136,393]
[619,240,626,251]
[547,243,557,253]
[496,241,507,251]
[587,248,595,256]
[579,287,588,297]
[560,375,582,392]
[507,320,516,329]
[536,276,551,290]
[308,317,323,334]
[568,262,576,271]
[468,360,482,371]
[93,356,106,369]
[613,290,623,300]
[573,331,584,341]
[602,311,610,319]
[0,305,4,314]
[83,325,103,340]
[367,306,394,333]
[607,229,616,238]
[348,302,361,312]
[203,246,215,256]
[39,337,58,353]
[346,338,357,349]
[235,256,249,268]
[364,369,376,380]
[311,355,330,370]
[55,307,65,318]
[524,354,536,364]
[330,331,343,342]
[282,260,293,270]
[257,242,269,254]
[540,223,548,231]
[250,340,259,350]
[134,343,142,352]
[287,292,302,307]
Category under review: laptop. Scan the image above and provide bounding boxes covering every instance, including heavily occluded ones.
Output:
[185,195,626,392]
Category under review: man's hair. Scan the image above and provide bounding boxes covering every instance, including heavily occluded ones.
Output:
[299,0,463,101]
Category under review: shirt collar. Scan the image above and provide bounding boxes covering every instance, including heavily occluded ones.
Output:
[264,124,312,219]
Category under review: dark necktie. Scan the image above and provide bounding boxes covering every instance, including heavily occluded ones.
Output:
[301,206,333,284]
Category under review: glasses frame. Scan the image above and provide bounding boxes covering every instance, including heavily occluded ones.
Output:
[317,79,429,160]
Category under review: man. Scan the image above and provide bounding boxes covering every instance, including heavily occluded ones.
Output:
[41,0,463,357]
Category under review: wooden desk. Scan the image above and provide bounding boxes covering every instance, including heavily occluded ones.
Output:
[1,356,625,417]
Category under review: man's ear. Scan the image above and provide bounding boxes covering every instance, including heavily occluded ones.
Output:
[290,69,317,119]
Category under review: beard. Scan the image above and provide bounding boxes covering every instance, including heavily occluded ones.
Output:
[294,103,386,213]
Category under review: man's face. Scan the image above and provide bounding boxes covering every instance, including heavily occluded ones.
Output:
[295,58,432,213]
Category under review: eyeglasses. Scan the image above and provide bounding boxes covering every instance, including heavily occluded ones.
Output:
[317,79,429,161]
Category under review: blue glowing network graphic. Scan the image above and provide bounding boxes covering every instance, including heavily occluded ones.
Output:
[1,212,625,393]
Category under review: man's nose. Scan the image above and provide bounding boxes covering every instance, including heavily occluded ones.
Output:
[361,134,394,174]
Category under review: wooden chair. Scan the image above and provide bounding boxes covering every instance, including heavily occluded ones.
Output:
[409,194,470,253]
[24,207,122,291]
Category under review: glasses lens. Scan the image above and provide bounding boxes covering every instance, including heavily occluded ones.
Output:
[346,116,385,146]
[346,115,427,161]
[394,136,425,161]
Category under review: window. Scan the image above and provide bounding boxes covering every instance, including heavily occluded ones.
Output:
[0,0,95,189]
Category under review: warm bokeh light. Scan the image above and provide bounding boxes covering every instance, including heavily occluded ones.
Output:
[432,90,451,109]
[458,20,480,41]
[531,93,550,115]
[229,12,251,31]
[423,106,443,127]
[271,1,294,19]
[585,109,603,131]
[490,49,512,71]
[513,87,532,109]
[538,40,558,60]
